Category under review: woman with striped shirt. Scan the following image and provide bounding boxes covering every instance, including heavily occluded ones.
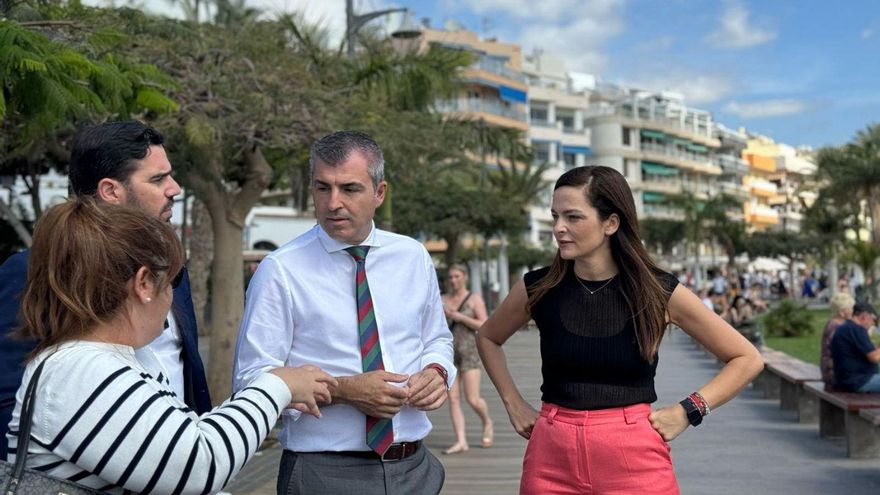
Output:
[6,198,336,494]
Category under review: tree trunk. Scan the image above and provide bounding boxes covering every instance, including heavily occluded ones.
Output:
[443,232,460,268]
[498,235,509,300]
[206,208,245,402]
[188,200,214,334]
[870,191,880,244]
[0,196,32,247]
[25,172,42,220]
[828,249,839,298]
[197,145,272,402]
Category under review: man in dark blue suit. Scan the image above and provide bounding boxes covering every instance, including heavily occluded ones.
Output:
[1,121,212,457]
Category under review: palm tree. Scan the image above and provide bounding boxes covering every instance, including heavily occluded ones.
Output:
[817,124,880,242]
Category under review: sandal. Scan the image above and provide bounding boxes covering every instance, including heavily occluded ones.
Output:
[443,443,469,455]
[481,422,494,448]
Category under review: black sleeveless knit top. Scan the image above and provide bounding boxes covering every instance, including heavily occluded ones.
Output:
[524,265,679,410]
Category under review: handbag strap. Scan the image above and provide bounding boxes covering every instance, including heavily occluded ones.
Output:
[12,358,48,480]
[456,292,472,312]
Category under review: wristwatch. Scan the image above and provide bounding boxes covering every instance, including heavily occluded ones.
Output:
[679,398,703,427]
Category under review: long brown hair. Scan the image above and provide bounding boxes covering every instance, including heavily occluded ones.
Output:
[17,198,184,357]
[526,166,670,361]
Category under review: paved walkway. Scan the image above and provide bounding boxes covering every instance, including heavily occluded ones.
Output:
[225,328,880,494]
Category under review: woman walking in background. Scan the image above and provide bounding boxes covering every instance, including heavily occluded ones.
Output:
[441,264,494,454]
[477,166,763,494]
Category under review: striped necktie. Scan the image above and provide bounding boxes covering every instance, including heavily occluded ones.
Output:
[345,246,394,455]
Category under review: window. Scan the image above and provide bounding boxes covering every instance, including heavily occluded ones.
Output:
[563,152,577,169]
[557,115,575,132]
[622,127,631,146]
[533,142,550,164]
[530,107,549,123]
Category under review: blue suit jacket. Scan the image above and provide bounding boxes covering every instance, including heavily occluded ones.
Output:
[0,251,212,457]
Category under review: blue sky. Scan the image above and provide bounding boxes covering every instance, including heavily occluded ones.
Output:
[123,0,880,148]
[372,0,879,149]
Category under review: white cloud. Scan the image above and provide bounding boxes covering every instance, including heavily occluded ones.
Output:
[474,0,627,74]
[706,0,776,49]
[444,0,621,23]
[722,99,810,118]
[623,72,736,105]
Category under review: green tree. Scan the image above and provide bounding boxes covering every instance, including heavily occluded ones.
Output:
[0,7,176,245]
[816,124,880,242]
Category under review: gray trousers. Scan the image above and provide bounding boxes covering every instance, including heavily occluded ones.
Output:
[277,446,445,495]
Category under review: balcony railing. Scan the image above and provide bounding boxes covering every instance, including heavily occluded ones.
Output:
[437,97,527,122]
[640,141,711,163]
[642,204,685,221]
[748,178,778,193]
[585,105,713,138]
[529,119,556,128]
[641,178,683,194]
[473,57,527,83]
[715,154,750,175]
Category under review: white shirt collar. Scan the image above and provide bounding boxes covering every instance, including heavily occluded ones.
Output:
[316,221,382,254]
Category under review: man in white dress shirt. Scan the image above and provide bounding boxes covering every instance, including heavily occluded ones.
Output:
[233,130,454,495]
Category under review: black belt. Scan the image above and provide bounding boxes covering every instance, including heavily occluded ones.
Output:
[324,441,422,461]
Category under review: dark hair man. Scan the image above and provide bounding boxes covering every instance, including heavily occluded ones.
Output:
[0,121,211,457]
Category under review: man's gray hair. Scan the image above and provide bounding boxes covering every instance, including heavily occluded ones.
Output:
[309,130,385,189]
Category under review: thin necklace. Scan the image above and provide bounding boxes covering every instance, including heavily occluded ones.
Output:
[575,274,616,295]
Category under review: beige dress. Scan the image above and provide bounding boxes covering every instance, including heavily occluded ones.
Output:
[449,294,481,371]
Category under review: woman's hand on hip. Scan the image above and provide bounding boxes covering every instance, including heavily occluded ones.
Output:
[649,404,689,441]
[505,398,540,440]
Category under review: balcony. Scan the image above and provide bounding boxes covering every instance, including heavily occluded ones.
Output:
[642,204,685,221]
[529,119,556,128]
[715,154,750,176]
[747,178,778,197]
[716,181,750,199]
[437,97,528,130]
[640,178,683,195]
[585,105,718,144]
[746,204,780,225]
[640,141,711,164]
[473,56,526,83]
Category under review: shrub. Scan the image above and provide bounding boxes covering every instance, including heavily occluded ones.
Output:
[762,299,813,338]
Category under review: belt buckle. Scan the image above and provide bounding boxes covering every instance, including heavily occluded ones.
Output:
[380,443,404,462]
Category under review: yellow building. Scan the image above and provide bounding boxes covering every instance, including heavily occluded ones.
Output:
[742,135,816,232]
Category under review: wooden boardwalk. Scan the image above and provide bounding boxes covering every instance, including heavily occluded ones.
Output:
[225,328,880,495]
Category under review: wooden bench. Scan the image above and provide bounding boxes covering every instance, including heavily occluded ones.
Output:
[803,382,880,458]
[764,360,822,423]
[752,348,797,399]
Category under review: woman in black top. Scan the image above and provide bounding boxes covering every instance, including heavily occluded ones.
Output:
[477,166,763,494]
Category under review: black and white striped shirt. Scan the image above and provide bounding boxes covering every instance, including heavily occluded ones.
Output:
[6,341,291,494]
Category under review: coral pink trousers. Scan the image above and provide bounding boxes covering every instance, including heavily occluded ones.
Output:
[520,403,680,495]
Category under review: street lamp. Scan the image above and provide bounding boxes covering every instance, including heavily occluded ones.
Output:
[345,0,421,59]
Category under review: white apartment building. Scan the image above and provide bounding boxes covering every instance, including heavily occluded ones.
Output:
[522,50,593,247]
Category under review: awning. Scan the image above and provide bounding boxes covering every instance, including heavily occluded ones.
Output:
[641,162,678,176]
[687,143,708,153]
[643,192,666,203]
[561,145,592,155]
[499,85,527,104]
[640,129,666,140]
[671,138,690,147]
